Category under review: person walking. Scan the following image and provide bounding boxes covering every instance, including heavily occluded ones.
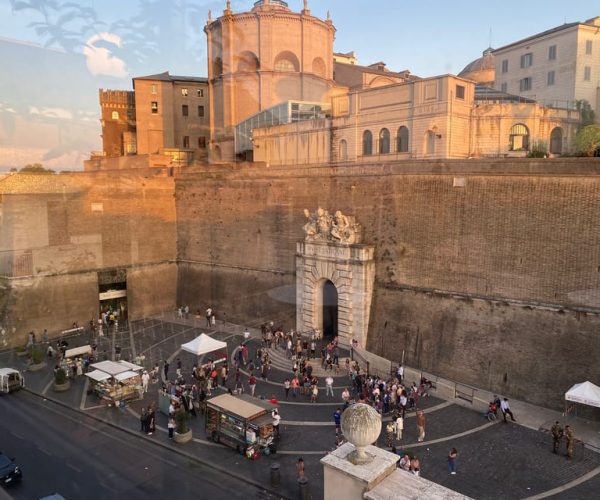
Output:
[395,414,404,441]
[551,421,563,454]
[163,361,169,381]
[168,416,175,440]
[141,370,150,393]
[500,398,516,423]
[325,375,334,398]
[272,409,281,439]
[386,422,395,448]
[248,374,257,397]
[565,425,574,459]
[205,307,212,327]
[333,408,342,436]
[284,378,291,399]
[416,410,426,442]
[447,448,458,474]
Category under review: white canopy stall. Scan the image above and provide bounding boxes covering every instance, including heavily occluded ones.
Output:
[181,334,228,369]
[86,360,143,406]
[565,381,600,408]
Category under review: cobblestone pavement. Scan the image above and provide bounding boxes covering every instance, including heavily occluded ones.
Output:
[2,315,599,500]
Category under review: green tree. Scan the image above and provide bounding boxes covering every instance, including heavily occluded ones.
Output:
[576,100,596,128]
[574,125,600,157]
[19,163,55,174]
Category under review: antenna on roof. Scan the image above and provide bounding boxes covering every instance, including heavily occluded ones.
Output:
[488,26,493,49]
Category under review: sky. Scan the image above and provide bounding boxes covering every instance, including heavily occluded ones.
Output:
[0,0,596,170]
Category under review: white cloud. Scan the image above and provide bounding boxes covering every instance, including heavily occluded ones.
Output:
[83,32,128,78]
[29,106,73,120]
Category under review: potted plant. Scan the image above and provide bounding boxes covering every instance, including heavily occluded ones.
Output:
[15,345,28,357]
[173,408,192,444]
[28,347,47,372]
[53,367,71,392]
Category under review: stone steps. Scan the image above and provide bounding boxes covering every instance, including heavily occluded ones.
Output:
[264,345,349,379]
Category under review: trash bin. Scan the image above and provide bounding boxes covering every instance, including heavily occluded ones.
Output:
[270,463,280,487]
[298,476,309,499]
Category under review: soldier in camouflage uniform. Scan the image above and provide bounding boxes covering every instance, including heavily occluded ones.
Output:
[564,425,574,459]
[551,421,563,454]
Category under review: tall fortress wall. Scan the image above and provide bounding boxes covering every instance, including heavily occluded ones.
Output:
[176,158,600,409]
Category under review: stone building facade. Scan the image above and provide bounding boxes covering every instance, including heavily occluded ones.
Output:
[493,17,600,118]
[204,0,336,161]
[99,89,136,157]
[253,74,580,164]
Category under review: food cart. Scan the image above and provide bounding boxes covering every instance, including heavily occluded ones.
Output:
[205,394,277,458]
[86,360,144,406]
[0,368,24,394]
[63,345,93,376]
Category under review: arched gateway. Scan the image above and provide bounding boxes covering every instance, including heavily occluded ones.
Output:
[296,208,375,347]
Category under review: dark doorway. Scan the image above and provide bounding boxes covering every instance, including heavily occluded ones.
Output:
[322,280,338,341]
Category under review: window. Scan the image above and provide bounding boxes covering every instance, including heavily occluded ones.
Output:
[519,77,532,91]
[500,82,508,93]
[397,126,409,153]
[151,101,158,114]
[198,105,205,117]
[520,53,533,68]
[456,85,465,99]
[547,71,555,86]
[584,66,591,81]
[111,111,119,120]
[548,45,556,60]
[362,130,373,156]
[181,88,188,96]
[183,136,190,148]
[198,136,206,148]
[182,104,189,117]
[509,123,529,151]
[339,139,348,161]
[274,58,296,72]
[379,128,390,154]
[426,131,435,155]
[197,89,204,97]
[151,84,157,94]
[586,40,593,55]
[501,59,508,73]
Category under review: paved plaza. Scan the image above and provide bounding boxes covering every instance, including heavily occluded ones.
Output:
[1,314,599,499]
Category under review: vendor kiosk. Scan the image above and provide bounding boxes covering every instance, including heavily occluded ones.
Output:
[63,345,93,376]
[0,368,24,394]
[205,394,277,458]
[86,360,144,406]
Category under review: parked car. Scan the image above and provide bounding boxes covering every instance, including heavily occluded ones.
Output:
[0,452,22,486]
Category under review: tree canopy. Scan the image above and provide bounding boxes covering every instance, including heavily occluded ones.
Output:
[574,125,600,157]
[18,163,55,174]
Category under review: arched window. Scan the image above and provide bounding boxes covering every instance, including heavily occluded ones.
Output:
[339,139,348,161]
[509,123,530,151]
[237,51,260,72]
[550,127,563,154]
[111,111,119,120]
[312,57,326,78]
[362,130,373,156]
[379,128,390,154]
[425,131,436,155]
[274,51,299,72]
[397,126,409,152]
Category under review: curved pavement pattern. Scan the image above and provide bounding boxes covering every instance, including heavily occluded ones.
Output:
[9,315,600,500]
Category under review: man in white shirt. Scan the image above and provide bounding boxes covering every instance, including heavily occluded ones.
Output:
[243,328,250,341]
[326,375,334,397]
[272,409,281,438]
[500,398,516,423]
[395,415,404,440]
[141,370,150,393]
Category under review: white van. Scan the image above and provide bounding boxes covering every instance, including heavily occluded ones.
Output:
[0,368,24,394]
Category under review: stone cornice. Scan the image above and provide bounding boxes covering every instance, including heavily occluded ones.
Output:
[206,10,335,32]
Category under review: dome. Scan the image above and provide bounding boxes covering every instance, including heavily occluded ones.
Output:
[459,48,495,87]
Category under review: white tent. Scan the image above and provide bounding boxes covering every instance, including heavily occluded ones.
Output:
[565,381,600,408]
[181,333,227,357]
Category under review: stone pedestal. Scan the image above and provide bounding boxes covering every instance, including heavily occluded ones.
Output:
[296,241,375,347]
[320,443,398,500]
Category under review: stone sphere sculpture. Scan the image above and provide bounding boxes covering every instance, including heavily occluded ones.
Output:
[341,403,382,464]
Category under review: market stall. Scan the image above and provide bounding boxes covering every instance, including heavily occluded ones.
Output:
[565,381,600,416]
[86,360,143,406]
[63,345,93,377]
[181,334,228,369]
[205,394,277,458]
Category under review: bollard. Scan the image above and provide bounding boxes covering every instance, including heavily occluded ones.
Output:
[298,477,309,500]
[270,463,280,487]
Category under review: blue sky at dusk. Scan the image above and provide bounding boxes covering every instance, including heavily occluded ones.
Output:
[0,0,596,170]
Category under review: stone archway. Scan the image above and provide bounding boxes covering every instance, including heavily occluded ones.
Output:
[296,240,375,348]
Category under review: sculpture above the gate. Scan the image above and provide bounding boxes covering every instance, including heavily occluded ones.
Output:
[302,208,362,245]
